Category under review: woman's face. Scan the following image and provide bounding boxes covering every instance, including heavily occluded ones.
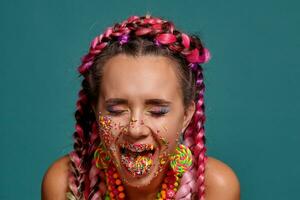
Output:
[93,54,195,188]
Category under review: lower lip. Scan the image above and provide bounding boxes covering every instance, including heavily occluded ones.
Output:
[119,148,159,178]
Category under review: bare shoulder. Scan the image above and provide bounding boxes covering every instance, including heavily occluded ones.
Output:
[205,156,240,200]
[42,155,70,200]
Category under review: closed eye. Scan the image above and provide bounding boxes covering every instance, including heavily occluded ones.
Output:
[149,107,170,117]
[106,106,127,116]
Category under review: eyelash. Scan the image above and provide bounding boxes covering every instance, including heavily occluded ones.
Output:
[105,107,169,117]
[106,107,126,116]
[149,107,169,117]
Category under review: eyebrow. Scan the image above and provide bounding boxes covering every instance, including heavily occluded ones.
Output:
[145,99,171,106]
[105,98,171,106]
[105,98,128,105]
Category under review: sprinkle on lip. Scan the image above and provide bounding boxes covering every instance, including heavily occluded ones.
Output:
[121,153,153,177]
[120,143,155,153]
[120,143,155,177]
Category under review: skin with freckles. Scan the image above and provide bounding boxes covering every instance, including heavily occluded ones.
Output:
[92,54,195,199]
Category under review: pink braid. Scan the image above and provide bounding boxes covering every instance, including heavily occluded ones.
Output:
[87,122,107,200]
[176,70,208,200]
[68,83,96,200]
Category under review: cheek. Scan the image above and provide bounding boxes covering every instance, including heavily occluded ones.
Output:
[151,121,182,155]
[98,115,124,148]
[162,129,181,154]
[161,116,183,144]
[100,129,115,147]
[145,111,184,146]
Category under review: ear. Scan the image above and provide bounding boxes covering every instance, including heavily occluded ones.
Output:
[181,101,196,133]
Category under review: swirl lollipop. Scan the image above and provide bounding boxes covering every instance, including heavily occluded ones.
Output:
[169,144,193,176]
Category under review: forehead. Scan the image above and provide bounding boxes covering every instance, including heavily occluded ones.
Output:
[101,54,182,100]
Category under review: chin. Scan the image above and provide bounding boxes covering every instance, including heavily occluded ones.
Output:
[119,162,160,188]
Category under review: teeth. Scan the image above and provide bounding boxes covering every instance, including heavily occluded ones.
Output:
[120,144,155,153]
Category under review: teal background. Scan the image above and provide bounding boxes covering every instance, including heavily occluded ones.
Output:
[1,0,299,199]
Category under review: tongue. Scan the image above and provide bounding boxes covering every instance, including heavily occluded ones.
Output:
[121,150,153,176]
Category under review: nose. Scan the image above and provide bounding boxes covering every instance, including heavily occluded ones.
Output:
[125,112,149,141]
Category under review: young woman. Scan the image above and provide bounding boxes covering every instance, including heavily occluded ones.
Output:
[42,15,240,200]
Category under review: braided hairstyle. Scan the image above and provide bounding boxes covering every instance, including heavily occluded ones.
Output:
[68,15,211,200]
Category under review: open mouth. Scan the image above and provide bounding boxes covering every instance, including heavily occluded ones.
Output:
[120,143,156,177]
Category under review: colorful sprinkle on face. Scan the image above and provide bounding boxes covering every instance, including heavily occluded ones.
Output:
[98,114,112,131]
[151,131,171,176]
[120,146,154,177]
[96,110,183,186]
[161,137,169,146]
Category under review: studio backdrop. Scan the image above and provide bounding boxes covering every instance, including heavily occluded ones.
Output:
[1,0,299,199]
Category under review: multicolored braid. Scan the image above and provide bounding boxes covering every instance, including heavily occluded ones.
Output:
[86,121,107,200]
[77,16,210,75]
[176,69,207,200]
[68,79,100,200]
[68,15,210,200]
